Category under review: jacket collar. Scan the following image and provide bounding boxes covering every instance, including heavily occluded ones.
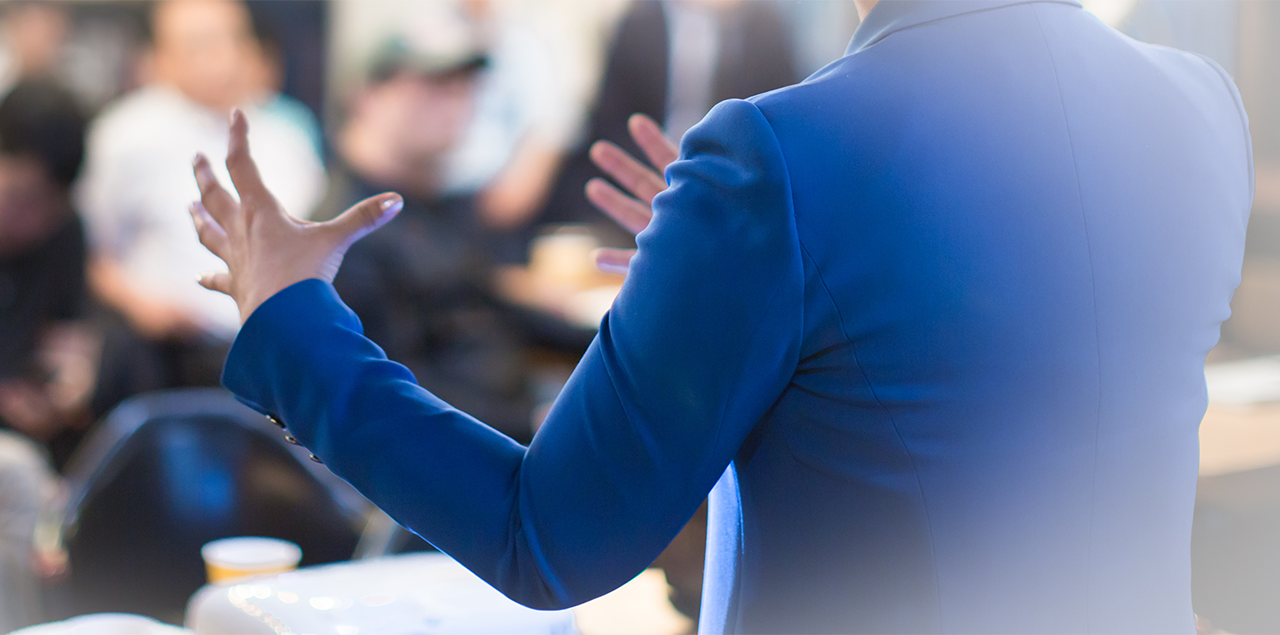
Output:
[847,0,1085,54]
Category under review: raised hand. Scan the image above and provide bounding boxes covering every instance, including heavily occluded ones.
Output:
[585,114,679,274]
[189,110,403,323]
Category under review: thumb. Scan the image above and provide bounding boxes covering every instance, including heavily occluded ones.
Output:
[323,193,404,248]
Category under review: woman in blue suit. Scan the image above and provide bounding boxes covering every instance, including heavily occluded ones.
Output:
[188,0,1252,632]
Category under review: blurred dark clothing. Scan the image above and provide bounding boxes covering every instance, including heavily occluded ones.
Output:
[0,214,85,381]
[326,163,534,444]
[538,0,798,245]
[89,312,229,423]
[0,214,87,469]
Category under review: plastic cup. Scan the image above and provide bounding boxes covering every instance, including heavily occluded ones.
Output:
[201,537,301,584]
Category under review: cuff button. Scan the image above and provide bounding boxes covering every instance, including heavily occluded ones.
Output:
[267,414,285,429]
[308,454,323,464]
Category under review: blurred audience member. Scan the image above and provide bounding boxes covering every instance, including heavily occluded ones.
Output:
[325,32,536,444]
[441,0,584,253]
[0,430,57,632]
[77,0,324,408]
[0,80,98,468]
[0,2,70,90]
[540,0,798,245]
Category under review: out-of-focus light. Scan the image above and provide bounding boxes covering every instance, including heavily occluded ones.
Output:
[309,596,338,611]
[277,591,299,604]
[1082,0,1138,27]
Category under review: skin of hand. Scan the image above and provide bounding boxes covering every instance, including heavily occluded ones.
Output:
[38,322,101,413]
[0,323,100,442]
[189,109,404,323]
[584,113,679,274]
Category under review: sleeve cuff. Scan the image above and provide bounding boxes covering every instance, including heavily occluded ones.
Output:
[221,278,362,421]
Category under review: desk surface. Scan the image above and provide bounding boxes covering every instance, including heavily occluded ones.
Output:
[186,553,692,635]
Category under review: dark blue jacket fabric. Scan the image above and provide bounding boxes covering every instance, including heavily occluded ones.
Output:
[221,1,1253,632]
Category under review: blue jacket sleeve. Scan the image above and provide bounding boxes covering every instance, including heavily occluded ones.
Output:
[221,98,803,609]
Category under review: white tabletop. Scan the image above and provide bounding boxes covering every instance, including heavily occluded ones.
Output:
[185,552,693,635]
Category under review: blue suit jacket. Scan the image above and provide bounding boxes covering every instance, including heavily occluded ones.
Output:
[223,1,1253,632]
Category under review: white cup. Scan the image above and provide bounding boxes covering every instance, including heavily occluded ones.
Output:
[201,537,301,584]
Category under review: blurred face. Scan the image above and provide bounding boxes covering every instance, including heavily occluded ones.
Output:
[360,71,479,162]
[0,155,65,256]
[1,3,70,77]
[151,0,256,111]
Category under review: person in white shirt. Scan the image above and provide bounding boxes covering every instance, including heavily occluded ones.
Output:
[77,0,324,393]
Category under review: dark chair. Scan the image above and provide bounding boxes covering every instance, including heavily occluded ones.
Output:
[48,389,368,623]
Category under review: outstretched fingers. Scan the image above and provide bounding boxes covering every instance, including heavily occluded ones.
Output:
[589,140,667,204]
[192,153,239,226]
[586,177,652,235]
[196,271,233,296]
[322,193,404,249]
[225,109,273,210]
[189,202,230,260]
[593,247,636,275]
[628,114,679,172]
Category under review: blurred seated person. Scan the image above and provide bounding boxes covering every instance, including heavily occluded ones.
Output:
[0,79,98,468]
[325,34,536,445]
[540,0,798,248]
[437,0,585,261]
[76,0,324,407]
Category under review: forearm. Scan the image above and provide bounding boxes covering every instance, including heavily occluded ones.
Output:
[477,135,564,230]
[223,278,760,609]
[87,256,200,339]
[224,280,571,607]
[87,256,138,317]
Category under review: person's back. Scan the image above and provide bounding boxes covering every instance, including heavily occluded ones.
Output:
[724,0,1250,632]
[199,1,1253,633]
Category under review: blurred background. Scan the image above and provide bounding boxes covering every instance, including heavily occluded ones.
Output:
[0,0,1278,633]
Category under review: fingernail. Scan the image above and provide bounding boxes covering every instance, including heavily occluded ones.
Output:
[229,108,239,123]
[192,153,203,167]
[381,197,402,211]
[195,274,204,284]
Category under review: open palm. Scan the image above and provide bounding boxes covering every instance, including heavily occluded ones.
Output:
[585,114,679,274]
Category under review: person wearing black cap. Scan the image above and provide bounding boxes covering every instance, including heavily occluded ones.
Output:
[317,36,536,446]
